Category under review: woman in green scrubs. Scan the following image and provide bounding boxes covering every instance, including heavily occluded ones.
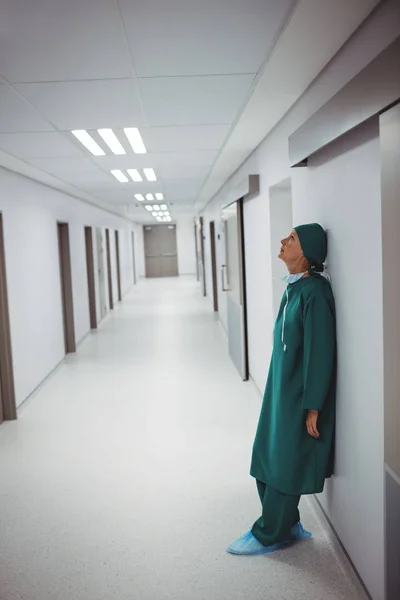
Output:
[227,223,336,555]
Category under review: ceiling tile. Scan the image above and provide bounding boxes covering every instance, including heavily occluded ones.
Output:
[0,0,132,82]
[0,85,53,133]
[119,0,294,77]
[15,80,145,130]
[138,75,255,127]
[0,132,85,159]
[27,157,102,178]
[142,125,231,152]
[163,178,205,200]
[158,163,212,181]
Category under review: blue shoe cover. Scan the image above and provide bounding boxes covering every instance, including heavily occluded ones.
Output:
[226,531,291,556]
[290,521,312,540]
[226,522,312,556]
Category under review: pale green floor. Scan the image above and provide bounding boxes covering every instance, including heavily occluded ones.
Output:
[0,278,368,600]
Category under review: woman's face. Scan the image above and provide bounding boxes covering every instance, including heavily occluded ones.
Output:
[279,229,304,264]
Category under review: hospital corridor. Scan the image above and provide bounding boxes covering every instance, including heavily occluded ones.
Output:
[0,278,368,600]
[1,1,400,599]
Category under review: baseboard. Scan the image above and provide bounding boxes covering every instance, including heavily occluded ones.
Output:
[308,495,372,600]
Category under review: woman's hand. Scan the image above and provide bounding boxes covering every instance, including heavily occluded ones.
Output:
[306,410,320,438]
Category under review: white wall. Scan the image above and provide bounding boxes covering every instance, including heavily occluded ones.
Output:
[292,120,384,600]
[176,217,196,275]
[200,3,399,598]
[0,167,138,407]
[243,192,273,393]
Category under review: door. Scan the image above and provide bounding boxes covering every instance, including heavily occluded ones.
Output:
[115,230,122,302]
[57,222,76,354]
[96,228,107,320]
[220,200,249,380]
[85,227,97,330]
[105,229,113,310]
[143,225,178,278]
[210,221,218,312]
[0,214,16,422]
[194,222,200,281]
[131,231,137,284]
[197,217,206,296]
[160,225,178,277]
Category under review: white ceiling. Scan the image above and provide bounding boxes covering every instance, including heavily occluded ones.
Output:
[0,0,380,222]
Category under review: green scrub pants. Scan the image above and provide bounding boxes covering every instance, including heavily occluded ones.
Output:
[251,480,301,547]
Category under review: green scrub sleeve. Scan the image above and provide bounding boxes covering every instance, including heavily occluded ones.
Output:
[302,291,335,411]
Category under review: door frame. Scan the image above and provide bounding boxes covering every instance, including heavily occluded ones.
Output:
[84,226,97,330]
[0,214,17,421]
[237,199,249,380]
[199,216,206,296]
[115,230,122,302]
[105,229,113,310]
[209,221,218,312]
[221,198,249,381]
[194,222,200,281]
[57,222,76,354]
[131,231,137,284]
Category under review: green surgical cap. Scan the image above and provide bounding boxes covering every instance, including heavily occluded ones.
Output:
[294,223,327,272]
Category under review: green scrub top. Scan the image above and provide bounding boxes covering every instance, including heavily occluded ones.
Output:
[250,275,336,496]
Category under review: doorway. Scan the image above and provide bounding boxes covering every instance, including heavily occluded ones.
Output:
[0,214,16,423]
[84,226,97,330]
[131,231,137,284]
[194,222,200,281]
[198,217,206,296]
[57,222,76,354]
[209,221,218,312]
[143,224,178,278]
[105,229,113,310]
[269,179,293,319]
[220,199,249,380]
[115,230,122,302]
[96,228,107,320]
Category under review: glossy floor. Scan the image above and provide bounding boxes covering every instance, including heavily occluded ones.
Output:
[0,278,368,600]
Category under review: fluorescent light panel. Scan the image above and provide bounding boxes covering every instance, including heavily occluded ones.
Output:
[135,194,145,201]
[163,211,169,216]
[156,217,163,222]
[144,168,157,182]
[152,212,158,217]
[110,169,129,183]
[71,130,105,156]
[127,169,143,182]
[146,193,154,201]
[155,193,164,201]
[160,204,167,211]
[153,205,160,211]
[97,128,125,155]
[145,205,153,211]
[124,128,147,154]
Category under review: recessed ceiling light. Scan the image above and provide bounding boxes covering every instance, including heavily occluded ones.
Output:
[135,194,145,201]
[158,211,164,216]
[127,169,143,182]
[146,193,154,201]
[153,205,160,211]
[97,128,126,155]
[145,205,153,211]
[165,216,172,222]
[110,169,129,183]
[155,193,164,201]
[163,211,169,216]
[160,204,167,211]
[156,217,163,222]
[152,212,158,217]
[71,130,105,156]
[124,128,147,154]
[144,168,157,182]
